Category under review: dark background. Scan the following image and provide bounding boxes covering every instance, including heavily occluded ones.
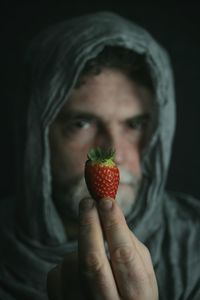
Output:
[1,1,200,199]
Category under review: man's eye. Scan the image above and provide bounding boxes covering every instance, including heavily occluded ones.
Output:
[72,119,91,129]
[63,118,95,134]
[128,117,149,130]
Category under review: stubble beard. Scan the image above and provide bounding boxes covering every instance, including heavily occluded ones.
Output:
[52,167,141,224]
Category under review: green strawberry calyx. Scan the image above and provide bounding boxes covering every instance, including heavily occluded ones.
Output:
[87,147,116,167]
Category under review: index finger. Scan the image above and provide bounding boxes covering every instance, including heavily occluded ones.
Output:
[78,197,120,299]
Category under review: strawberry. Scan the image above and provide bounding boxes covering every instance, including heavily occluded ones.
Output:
[84,148,120,201]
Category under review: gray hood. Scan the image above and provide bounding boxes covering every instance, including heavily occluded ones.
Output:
[16,11,175,245]
[0,12,180,300]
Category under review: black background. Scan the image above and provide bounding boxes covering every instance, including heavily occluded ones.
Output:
[1,1,200,199]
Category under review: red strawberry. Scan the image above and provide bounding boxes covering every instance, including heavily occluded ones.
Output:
[84,148,120,201]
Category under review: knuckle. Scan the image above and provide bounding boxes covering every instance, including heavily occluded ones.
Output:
[83,251,103,274]
[141,244,152,263]
[112,245,134,264]
[103,217,123,233]
[79,213,96,227]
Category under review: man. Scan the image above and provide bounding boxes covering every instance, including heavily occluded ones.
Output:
[0,11,200,300]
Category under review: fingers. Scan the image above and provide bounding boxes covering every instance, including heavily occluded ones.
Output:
[79,197,158,300]
[97,197,158,300]
[48,197,158,300]
[79,198,120,300]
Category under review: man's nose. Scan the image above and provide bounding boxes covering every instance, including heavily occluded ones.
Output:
[94,129,133,166]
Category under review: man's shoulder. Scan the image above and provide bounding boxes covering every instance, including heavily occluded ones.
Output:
[157,192,200,300]
[164,190,200,226]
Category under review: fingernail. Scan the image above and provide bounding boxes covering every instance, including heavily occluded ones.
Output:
[99,198,113,211]
[79,198,94,210]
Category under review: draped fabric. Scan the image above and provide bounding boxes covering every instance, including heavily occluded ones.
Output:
[0,12,200,299]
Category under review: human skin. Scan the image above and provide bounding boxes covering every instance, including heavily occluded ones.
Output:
[49,69,153,227]
[48,197,158,299]
[47,69,158,299]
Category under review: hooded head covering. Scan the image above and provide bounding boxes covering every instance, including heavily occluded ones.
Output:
[0,12,178,300]
[17,10,175,242]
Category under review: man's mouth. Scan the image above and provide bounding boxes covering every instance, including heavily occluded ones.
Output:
[118,182,133,189]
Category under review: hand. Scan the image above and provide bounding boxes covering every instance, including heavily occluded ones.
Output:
[78,197,158,300]
[47,197,158,299]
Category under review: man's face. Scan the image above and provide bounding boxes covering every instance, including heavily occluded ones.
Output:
[49,69,153,222]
